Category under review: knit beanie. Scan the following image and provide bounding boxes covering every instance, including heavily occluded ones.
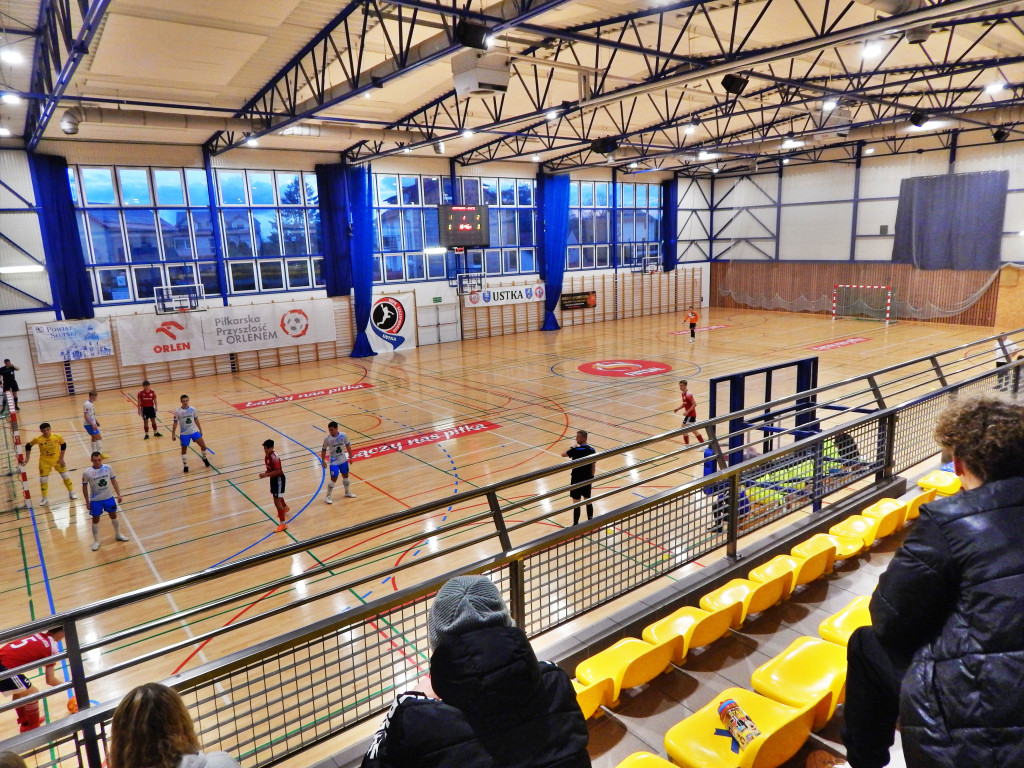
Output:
[428,575,513,650]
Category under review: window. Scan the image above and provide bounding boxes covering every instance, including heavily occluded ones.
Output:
[566,180,661,271]
[154,170,186,206]
[81,168,117,205]
[230,261,257,292]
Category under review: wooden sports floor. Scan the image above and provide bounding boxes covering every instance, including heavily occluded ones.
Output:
[0,307,993,743]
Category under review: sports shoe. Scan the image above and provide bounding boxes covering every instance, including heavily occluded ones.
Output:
[69,492,78,500]
[38,497,48,507]
[202,457,211,467]
[325,494,333,504]
[91,541,100,551]
[183,465,190,473]
[100,454,109,459]
[344,491,357,498]
[689,337,695,343]
[154,431,163,437]
[144,434,150,440]
[805,750,849,768]
[115,533,129,542]
[275,523,288,533]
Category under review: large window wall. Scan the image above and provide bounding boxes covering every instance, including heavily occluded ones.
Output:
[70,165,324,305]
[568,180,662,271]
[372,173,537,282]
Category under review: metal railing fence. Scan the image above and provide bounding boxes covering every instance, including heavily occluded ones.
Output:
[1,330,1021,768]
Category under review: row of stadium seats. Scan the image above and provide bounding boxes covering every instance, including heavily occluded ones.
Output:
[571,480,947,767]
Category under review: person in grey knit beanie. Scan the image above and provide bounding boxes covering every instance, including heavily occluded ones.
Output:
[427,574,513,650]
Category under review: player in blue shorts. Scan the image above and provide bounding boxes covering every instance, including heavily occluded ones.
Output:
[320,421,356,503]
[81,451,127,551]
[170,394,211,473]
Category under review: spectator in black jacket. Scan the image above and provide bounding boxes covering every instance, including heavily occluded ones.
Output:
[362,575,590,768]
[810,396,1024,768]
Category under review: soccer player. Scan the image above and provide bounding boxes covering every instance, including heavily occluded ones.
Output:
[0,359,21,411]
[673,380,705,445]
[684,307,699,342]
[561,430,597,525]
[20,423,77,506]
[0,626,65,732]
[259,439,289,532]
[82,390,105,456]
[137,380,163,439]
[81,451,127,551]
[320,421,356,503]
[170,394,211,473]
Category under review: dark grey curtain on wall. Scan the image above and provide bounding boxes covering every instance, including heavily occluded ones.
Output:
[892,170,1008,270]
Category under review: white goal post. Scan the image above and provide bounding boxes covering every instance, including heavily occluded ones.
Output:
[831,284,896,324]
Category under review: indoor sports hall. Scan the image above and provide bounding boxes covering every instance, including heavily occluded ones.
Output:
[1,1,1023,767]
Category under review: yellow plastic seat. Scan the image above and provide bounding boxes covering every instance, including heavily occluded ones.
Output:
[747,557,797,596]
[573,676,613,719]
[789,536,838,574]
[699,574,790,628]
[917,469,960,496]
[575,637,675,704]
[750,546,834,595]
[794,532,865,562]
[751,636,847,731]
[664,686,818,768]
[614,752,676,768]
[642,603,740,665]
[818,595,872,647]
[904,488,937,520]
[829,515,882,547]
[862,498,909,533]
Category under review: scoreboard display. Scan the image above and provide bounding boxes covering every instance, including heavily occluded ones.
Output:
[438,205,490,248]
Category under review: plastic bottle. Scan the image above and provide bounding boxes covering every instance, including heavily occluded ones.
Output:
[718,698,761,748]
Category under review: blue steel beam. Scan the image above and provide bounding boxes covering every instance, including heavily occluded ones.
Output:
[26,0,114,150]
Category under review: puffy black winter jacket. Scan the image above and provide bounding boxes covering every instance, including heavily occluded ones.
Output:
[361,625,591,768]
[870,476,1024,768]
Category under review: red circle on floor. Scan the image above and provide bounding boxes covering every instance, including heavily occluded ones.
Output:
[578,360,672,377]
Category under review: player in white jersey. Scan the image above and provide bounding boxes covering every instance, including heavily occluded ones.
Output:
[169,394,211,473]
[82,390,105,457]
[82,451,127,551]
[320,421,356,503]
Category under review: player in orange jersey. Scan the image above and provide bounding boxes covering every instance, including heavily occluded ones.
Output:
[684,307,699,342]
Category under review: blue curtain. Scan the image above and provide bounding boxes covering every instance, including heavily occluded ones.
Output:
[661,178,678,272]
[316,162,376,357]
[29,153,94,319]
[536,172,570,331]
[892,170,1008,270]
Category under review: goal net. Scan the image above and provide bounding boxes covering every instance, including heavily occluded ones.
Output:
[831,284,896,323]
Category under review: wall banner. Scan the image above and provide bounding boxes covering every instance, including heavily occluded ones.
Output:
[560,291,597,310]
[29,319,114,364]
[115,300,337,366]
[463,284,545,308]
[366,294,417,353]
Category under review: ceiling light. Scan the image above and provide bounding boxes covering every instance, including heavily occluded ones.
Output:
[363,92,371,99]
[711,166,720,173]
[985,82,1005,95]
[781,139,804,149]
[0,127,10,137]
[909,110,929,128]
[0,264,44,274]
[1,93,21,105]
[545,110,559,121]
[993,128,1009,143]
[822,99,838,111]
[697,150,717,160]
[402,147,411,153]
[782,158,790,164]
[0,50,23,65]
[531,154,541,162]
[628,162,638,169]
[864,147,875,154]
[862,40,883,59]
[684,124,696,135]
[244,137,259,147]
[462,129,474,138]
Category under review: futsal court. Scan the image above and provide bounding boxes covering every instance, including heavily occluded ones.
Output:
[0,307,996,746]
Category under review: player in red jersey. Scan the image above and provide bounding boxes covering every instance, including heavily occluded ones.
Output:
[0,627,65,732]
[673,380,704,445]
[259,439,290,533]
[137,380,163,440]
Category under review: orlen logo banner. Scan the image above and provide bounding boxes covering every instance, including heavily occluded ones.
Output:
[578,359,673,377]
[115,299,336,366]
[367,294,417,353]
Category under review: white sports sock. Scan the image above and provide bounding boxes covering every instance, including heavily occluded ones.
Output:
[112,518,121,535]
[181,454,188,465]
[91,522,100,542]
[94,439,103,452]
[327,480,336,494]
[343,478,351,491]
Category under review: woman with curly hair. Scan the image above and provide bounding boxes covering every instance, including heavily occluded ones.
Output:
[109,684,239,768]
[810,395,1024,768]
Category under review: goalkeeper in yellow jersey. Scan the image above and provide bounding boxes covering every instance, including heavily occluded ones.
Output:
[21,423,78,506]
